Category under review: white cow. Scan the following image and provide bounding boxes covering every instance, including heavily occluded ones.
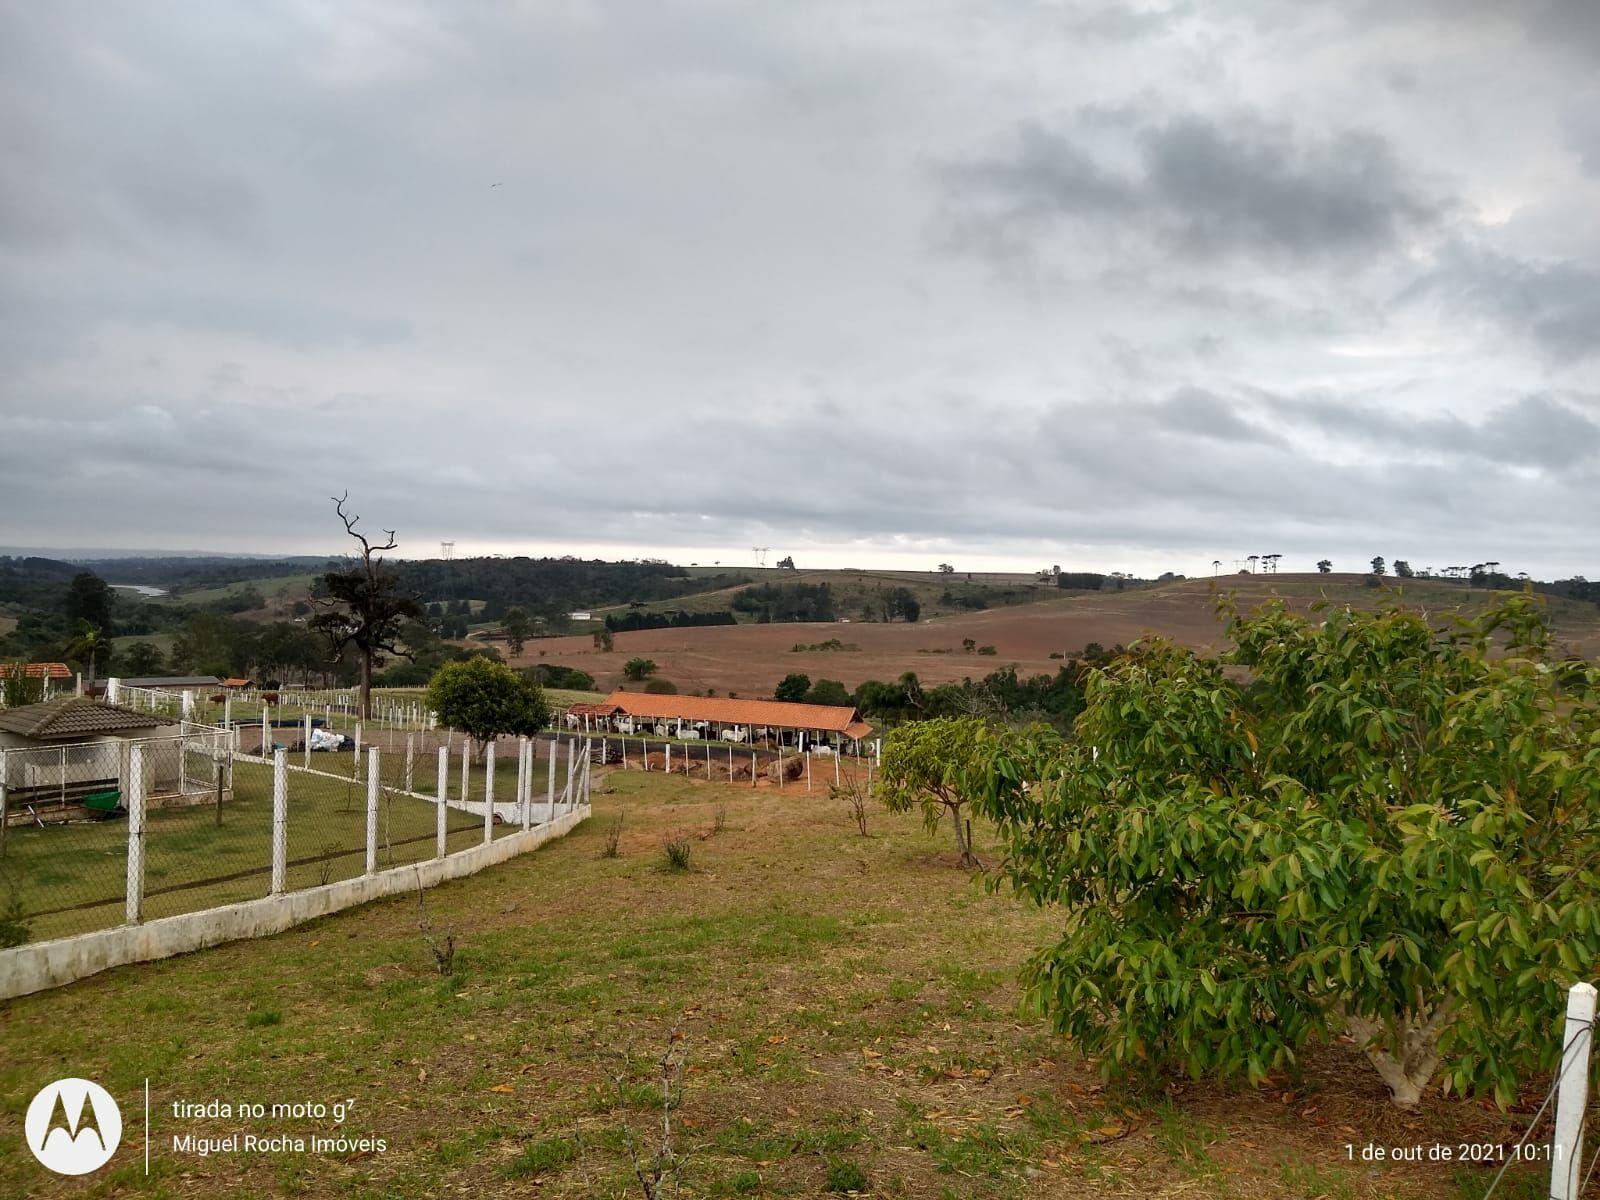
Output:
[564,712,581,729]
[721,726,748,743]
[616,717,636,734]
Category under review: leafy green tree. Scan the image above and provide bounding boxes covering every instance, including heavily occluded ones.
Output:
[65,621,111,691]
[878,717,999,868]
[975,596,1600,1108]
[122,641,165,676]
[1394,559,1414,578]
[310,493,424,718]
[64,572,114,633]
[775,672,811,702]
[427,657,549,754]
[805,678,851,707]
[622,657,658,681]
[501,606,532,655]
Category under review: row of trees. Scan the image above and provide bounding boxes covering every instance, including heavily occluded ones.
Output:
[877,595,1600,1110]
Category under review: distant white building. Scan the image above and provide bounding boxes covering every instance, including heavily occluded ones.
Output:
[567,611,592,621]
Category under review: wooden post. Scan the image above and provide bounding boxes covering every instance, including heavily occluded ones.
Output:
[436,745,448,858]
[126,745,145,924]
[270,748,287,894]
[365,748,379,875]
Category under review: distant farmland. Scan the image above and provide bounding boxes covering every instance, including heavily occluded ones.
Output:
[510,574,1600,698]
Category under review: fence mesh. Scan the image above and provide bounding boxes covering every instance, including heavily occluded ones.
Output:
[0,725,588,953]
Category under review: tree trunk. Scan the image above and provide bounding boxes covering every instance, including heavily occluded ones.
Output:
[359,652,373,721]
[1344,1004,1451,1108]
[951,805,982,869]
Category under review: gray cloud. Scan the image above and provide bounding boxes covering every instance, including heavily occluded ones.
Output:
[0,2,1596,579]
[940,109,1447,266]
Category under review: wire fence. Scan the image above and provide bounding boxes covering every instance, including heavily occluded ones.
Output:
[0,728,593,949]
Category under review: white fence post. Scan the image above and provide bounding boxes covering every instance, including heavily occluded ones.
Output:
[436,745,448,858]
[365,748,379,875]
[354,722,363,777]
[262,700,271,757]
[125,745,145,924]
[303,713,312,769]
[270,748,287,895]
[547,737,558,823]
[484,740,495,843]
[1552,981,1598,1200]
[405,734,415,793]
[460,742,469,812]
[516,736,529,830]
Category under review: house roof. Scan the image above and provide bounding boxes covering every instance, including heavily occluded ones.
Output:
[119,676,224,689]
[4,662,73,680]
[222,678,254,688]
[0,697,177,741]
[602,691,874,739]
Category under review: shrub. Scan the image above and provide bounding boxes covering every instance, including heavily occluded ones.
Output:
[427,658,549,747]
[662,836,693,872]
[977,596,1600,1108]
[976,645,998,656]
[600,815,623,858]
[643,678,678,694]
[622,657,659,680]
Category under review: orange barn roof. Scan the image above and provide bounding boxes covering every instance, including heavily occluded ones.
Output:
[602,691,873,739]
[6,662,73,680]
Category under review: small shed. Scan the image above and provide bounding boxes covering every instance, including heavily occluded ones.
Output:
[0,698,199,825]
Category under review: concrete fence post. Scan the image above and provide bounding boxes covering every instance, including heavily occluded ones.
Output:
[751,750,757,788]
[405,734,415,793]
[484,740,496,843]
[262,701,271,757]
[1552,981,1598,1200]
[125,745,146,924]
[270,748,287,894]
[365,748,379,875]
[547,737,558,823]
[460,742,470,811]
[436,745,448,859]
[517,736,530,830]
[806,750,812,792]
[566,738,577,808]
[354,722,363,778]
[303,713,312,769]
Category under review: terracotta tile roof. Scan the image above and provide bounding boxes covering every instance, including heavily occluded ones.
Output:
[222,678,254,689]
[602,691,874,739]
[0,697,177,741]
[4,662,73,680]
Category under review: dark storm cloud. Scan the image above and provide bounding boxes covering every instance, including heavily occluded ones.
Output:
[940,109,1446,265]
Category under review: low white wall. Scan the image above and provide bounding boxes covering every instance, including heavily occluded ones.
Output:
[0,805,589,1001]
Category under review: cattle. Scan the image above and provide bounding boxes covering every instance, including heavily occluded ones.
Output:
[721,727,748,743]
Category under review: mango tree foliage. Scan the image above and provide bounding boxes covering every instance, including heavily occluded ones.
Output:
[976,597,1600,1107]
[879,717,1021,868]
[427,657,550,754]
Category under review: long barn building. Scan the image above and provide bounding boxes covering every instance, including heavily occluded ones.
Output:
[565,691,874,749]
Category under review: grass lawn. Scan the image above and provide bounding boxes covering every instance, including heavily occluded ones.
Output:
[0,772,1545,1199]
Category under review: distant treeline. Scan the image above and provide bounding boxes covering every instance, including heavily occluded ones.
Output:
[605,610,738,633]
[384,558,750,622]
[732,582,838,623]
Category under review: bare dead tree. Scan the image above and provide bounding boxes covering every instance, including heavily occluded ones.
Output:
[616,1031,690,1200]
[310,492,424,719]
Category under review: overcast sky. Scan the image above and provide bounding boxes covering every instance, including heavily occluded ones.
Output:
[2,2,1597,577]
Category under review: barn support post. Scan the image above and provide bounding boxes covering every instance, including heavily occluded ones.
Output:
[436,745,448,858]
[405,734,415,793]
[270,749,287,894]
[125,745,146,924]
[547,736,558,823]
[484,740,496,844]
